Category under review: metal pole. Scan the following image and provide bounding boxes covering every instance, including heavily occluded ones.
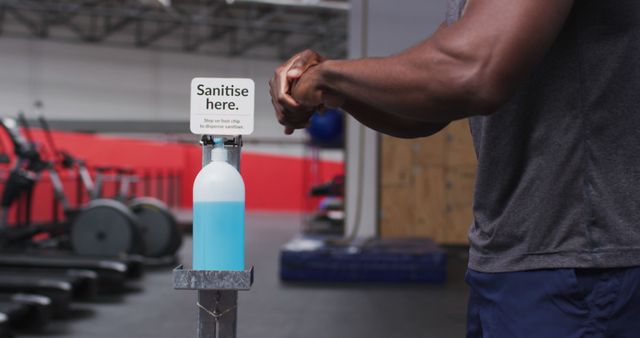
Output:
[197,290,238,338]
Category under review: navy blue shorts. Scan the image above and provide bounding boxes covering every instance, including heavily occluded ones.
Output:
[466,267,640,338]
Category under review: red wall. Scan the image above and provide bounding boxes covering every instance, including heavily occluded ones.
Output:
[0,128,343,225]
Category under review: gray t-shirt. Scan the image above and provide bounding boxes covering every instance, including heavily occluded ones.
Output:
[447,0,640,272]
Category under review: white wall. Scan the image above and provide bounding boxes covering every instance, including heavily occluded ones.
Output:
[364,0,446,57]
[0,36,293,140]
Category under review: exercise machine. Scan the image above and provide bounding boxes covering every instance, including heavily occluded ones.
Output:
[0,275,71,318]
[0,267,97,300]
[0,293,50,331]
[0,116,140,297]
[37,115,182,258]
[94,166,182,258]
[0,312,9,338]
[0,253,132,292]
[0,115,144,256]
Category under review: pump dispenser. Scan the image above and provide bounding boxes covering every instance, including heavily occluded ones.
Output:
[192,139,245,271]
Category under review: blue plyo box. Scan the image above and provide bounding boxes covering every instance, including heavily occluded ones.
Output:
[279,236,448,283]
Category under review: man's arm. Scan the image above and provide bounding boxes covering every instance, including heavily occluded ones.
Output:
[291,0,575,123]
[340,99,448,138]
[276,49,449,138]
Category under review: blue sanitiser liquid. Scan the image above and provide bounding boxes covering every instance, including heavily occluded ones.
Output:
[193,201,245,270]
[192,144,245,271]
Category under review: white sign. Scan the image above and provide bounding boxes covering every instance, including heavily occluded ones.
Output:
[190,78,255,135]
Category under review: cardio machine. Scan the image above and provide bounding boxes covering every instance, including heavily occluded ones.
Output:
[36,115,181,258]
[0,115,144,257]
[0,117,148,330]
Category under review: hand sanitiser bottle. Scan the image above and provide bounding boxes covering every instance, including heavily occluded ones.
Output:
[192,140,245,271]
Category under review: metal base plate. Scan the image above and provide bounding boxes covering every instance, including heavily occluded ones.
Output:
[173,265,253,290]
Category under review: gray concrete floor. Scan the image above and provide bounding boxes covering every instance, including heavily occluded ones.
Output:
[21,212,469,338]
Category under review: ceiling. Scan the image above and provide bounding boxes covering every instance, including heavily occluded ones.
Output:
[0,0,349,59]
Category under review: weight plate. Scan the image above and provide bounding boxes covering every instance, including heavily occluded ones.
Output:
[129,197,181,257]
[70,200,143,256]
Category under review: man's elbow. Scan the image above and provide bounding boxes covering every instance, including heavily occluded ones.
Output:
[464,68,517,117]
[470,87,507,116]
[386,130,438,139]
[385,122,449,139]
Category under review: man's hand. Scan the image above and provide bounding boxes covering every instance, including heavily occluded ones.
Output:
[291,65,346,110]
[289,64,323,108]
[269,49,325,135]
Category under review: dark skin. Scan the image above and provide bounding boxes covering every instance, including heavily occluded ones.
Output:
[269,0,575,138]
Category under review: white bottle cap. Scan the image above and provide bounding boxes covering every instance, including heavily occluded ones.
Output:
[211,147,228,162]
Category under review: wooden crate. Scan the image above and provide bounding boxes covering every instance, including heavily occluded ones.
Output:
[379,120,477,244]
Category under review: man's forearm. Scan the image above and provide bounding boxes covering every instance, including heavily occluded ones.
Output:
[314,46,494,124]
[311,32,491,123]
[341,99,448,139]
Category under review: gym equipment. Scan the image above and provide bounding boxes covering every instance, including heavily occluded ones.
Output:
[304,198,344,235]
[0,294,51,331]
[0,275,72,318]
[306,108,344,148]
[0,253,135,291]
[173,135,253,338]
[0,116,141,304]
[93,166,182,258]
[0,267,97,300]
[280,237,448,283]
[310,174,344,197]
[0,313,10,338]
[37,115,182,258]
[0,302,30,331]
[0,115,144,256]
[0,117,45,230]
[130,197,182,258]
[306,175,345,235]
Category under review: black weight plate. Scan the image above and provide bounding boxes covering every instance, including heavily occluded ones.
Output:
[71,199,143,256]
[129,197,181,257]
[167,209,184,256]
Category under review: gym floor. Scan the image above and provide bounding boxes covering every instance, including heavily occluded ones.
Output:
[21,212,469,338]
